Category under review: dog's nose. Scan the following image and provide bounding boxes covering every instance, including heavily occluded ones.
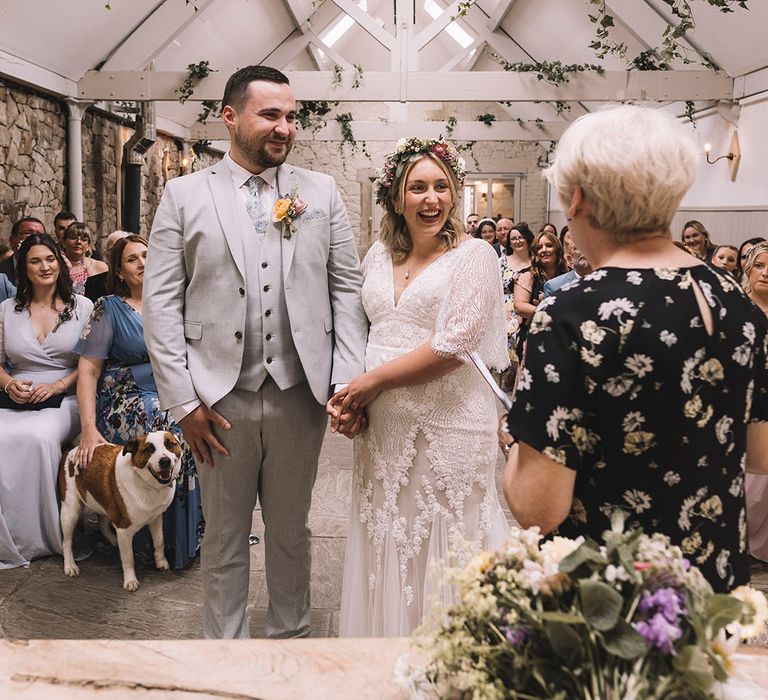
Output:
[159,456,171,469]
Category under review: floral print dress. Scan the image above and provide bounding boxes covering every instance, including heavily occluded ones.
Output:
[498,254,529,363]
[507,266,768,592]
[76,295,203,568]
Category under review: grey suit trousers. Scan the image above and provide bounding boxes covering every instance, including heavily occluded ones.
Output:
[197,378,327,639]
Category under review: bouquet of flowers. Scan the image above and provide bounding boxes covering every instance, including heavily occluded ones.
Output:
[399,513,767,700]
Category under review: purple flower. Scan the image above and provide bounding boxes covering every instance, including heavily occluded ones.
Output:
[638,588,687,623]
[503,626,527,649]
[633,612,683,654]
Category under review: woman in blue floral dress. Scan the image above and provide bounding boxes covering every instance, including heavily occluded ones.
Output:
[75,235,202,568]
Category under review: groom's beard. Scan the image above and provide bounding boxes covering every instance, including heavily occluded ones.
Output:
[234,128,293,169]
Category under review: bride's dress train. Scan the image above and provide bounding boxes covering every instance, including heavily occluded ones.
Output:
[340,239,510,637]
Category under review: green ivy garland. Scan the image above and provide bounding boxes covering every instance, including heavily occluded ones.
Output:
[177,60,214,103]
[335,112,371,160]
[476,113,496,127]
[197,99,221,124]
[489,52,605,87]
[297,101,337,133]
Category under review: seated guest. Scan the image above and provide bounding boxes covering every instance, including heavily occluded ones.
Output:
[737,237,766,282]
[502,105,768,593]
[0,234,92,569]
[0,273,15,302]
[75,235,203,568]
[710,244,739,275]
[60,222,108,297]
[476,218,498,249]
[543,240,593,297]
[512,229,567,362]
[681,219,716,262]
[0,217,46,285]
[83,231,131,301]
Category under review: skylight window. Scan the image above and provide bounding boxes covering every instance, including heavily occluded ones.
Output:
[321,1,368,48]
[424,0,474,49]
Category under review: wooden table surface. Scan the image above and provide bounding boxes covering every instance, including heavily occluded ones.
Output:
[2,638,768,699]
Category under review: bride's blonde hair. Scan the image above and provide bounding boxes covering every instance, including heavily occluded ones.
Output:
[378,153,464,262]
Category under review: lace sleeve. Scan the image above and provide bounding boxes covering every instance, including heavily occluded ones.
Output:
[432,240,509,370]
[75,297,113,360]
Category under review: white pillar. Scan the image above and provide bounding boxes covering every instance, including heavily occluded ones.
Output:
[64,99,89,220]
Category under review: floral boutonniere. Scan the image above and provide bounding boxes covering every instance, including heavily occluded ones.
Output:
[273,187,307,239]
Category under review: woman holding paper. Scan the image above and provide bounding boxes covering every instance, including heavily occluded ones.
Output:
[328,138,509,637]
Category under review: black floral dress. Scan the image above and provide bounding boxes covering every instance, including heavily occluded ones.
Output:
[507,265,768,592]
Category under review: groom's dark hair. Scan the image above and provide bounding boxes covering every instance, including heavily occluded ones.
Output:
[223,65,290,110]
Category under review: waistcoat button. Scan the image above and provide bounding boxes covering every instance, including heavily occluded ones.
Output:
[234,331,243,340]
[238,287,245,296]
[261,262,268,268]
[265,309,272,317]
[266,357,273,364]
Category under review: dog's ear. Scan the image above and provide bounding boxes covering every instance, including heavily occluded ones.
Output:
[122,438,140,457]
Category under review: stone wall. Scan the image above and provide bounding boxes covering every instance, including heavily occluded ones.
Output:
[82,108,120,242]
[0,79,66,237]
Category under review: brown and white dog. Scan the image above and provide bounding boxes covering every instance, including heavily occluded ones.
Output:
[58,431,183,591]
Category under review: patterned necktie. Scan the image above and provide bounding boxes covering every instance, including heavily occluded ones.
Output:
[246,175,269,239]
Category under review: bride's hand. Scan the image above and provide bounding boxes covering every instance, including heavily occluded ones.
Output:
[330,373,381,415]
[326,396,368,437]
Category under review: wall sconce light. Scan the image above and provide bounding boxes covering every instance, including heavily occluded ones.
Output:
[703,131,741,182]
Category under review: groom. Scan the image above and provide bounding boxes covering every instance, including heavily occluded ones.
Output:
[143,65,368,639]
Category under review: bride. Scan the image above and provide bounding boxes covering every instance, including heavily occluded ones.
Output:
[329,138,510,636]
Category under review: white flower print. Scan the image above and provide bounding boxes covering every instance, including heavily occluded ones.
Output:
[655,268,677,281]
[623,431,656,456]
[715,416,733,445]
[585,269,608,281]
[678,487,708,531]
[580,347,603,367]
[681,348,706,394]
[663,471,681,486]
[626,271,642,286]
[529,311,553,334]
[603,375,633,397]
[698,358,724,384]
[537,296,556,312]
[584,376,597,394]
[623,489,652,513]
[545,406,581,441]
[597,297,638,321]
[729,472,744,498]
[625,354,653,377]
[690,317,702,328]
[744,322,756,344]
[622,411,645,433]
[516,367,532,392]
[544,364,560,383]
[715,549,730,580]
[659,330,677,347]
[732,344,750,366]
[580,320,606,345]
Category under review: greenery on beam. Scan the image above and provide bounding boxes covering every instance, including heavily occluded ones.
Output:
[476,113,496,127]
[297,101,337,133]
[489,52,605,87]
[335,113,371,160]
[588,0,748,69]
[177,61,215,103]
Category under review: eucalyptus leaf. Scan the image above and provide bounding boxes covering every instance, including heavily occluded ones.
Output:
[559,542,606,574]
[703,594,743,635]
[539,611,586,624]
[580,580,623,631]
[673,645,715,691]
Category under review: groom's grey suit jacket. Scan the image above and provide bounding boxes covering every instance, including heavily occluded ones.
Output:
[143,158,368,410]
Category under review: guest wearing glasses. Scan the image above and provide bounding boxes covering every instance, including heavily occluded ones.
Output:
[60,222,107,297]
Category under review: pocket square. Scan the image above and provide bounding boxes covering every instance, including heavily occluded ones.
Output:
[302,208,326,222]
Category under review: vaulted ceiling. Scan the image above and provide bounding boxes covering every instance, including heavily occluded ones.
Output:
[1,0,766,143]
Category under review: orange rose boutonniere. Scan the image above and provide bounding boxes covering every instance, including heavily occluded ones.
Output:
[273,187,307,239]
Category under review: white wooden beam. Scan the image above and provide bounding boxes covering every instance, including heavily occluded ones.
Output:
[306,32,354,71]
[461,2,528,65]
[487,0,518,32]
[191,119,568,141]
[733,65,768,101]
[282,0,316,29]
[329,0,395,50]
[0,50,78,98]
[439,40,485,72]
[78,69,734,102]
[415,1,462,50]
[102,0,219,71]
[262,29,313,70]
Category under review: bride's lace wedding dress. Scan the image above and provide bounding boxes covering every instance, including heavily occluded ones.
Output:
[340,238,511,637]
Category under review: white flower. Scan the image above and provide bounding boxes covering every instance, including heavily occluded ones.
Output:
[580,347,603,367]
[625,354,653,377]
[729,472,744,498]
[680,348,706,394]
[580,320,606,345]
[585,269,608,281]
[598,297,637,320]
[544,364,560,383]
[546,406,573,441]
[394,654,432,700]
[538,296,557,312]
[622,411,645,433]
[516,367,532,392]
[715,549,730,579]
[655,268,678,281]
[540,535,584,567]
[626,271,642,285]
[604,564,630,582]
[529,311,552,334]
[663,470,681,486]
[623,489,652,513]
[732,344,750,366]
[603,375,633,397]
[659,330,677,347]
[744,322,756,344]
[715,416,733,445]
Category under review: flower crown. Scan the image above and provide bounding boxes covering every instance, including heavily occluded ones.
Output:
[374,138,466,206]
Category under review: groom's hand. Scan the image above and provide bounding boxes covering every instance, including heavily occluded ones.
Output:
[179,405,231,467]
[326,398,366,438]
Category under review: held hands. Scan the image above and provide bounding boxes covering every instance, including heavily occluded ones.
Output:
[5,379,32,404]
[326,373,382,439]
[179,404,231,467]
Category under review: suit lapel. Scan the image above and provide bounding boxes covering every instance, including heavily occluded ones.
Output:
[277,165,300,279]
[208,164,246,279]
